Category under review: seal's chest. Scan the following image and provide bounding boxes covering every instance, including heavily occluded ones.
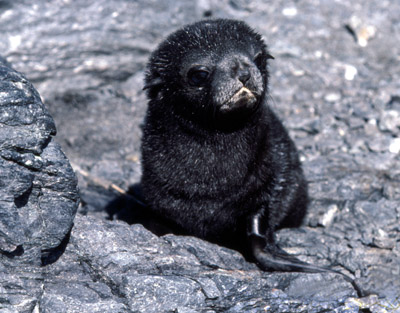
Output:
[172,135,252,191]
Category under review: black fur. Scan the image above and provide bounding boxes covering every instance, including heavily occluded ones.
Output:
[140,19,363,295]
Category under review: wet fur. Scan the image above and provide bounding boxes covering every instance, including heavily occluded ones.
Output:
[140,19,363,296]
[141,19,306,253]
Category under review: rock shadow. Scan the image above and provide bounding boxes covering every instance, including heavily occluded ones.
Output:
[105,183,185,237]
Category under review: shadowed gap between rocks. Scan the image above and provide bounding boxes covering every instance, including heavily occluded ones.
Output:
[41,230,72,266]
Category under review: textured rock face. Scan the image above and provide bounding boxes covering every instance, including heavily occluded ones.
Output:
[1,0,400,312]
[0,58,79,311]
[0,58,79,260]
[42,215,358,313]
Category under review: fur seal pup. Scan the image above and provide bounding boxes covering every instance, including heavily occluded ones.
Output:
[140,18,363,295]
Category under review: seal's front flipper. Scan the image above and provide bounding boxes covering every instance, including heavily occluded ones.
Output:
[247,212,366,297]
[250,235,331,273]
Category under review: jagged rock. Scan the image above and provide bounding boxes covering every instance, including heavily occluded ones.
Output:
[0,58,79,263]
[41,215,357,313]
[0,58,79,311]
[1,0,400,312]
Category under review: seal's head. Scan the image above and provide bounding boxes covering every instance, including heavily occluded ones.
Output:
[144,19,273,128]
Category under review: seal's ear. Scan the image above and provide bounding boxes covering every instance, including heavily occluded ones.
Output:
[143,72,164,100]
[143,76,163,90]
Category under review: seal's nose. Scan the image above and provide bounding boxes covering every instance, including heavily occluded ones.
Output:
[238,70,250,84]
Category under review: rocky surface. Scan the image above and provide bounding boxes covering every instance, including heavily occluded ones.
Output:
[0,58,79,311]
[40,214,359,313]
[1,0,400,312]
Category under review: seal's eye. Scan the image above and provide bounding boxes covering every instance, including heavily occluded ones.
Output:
[187,66,210,86]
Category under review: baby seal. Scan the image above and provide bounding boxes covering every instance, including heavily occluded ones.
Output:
[140,18,362,295]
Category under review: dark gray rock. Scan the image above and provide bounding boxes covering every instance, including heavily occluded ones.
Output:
[41,215,358,313]
[0,58,79,311]
[0,58,79,262]
[1,0,400,312]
